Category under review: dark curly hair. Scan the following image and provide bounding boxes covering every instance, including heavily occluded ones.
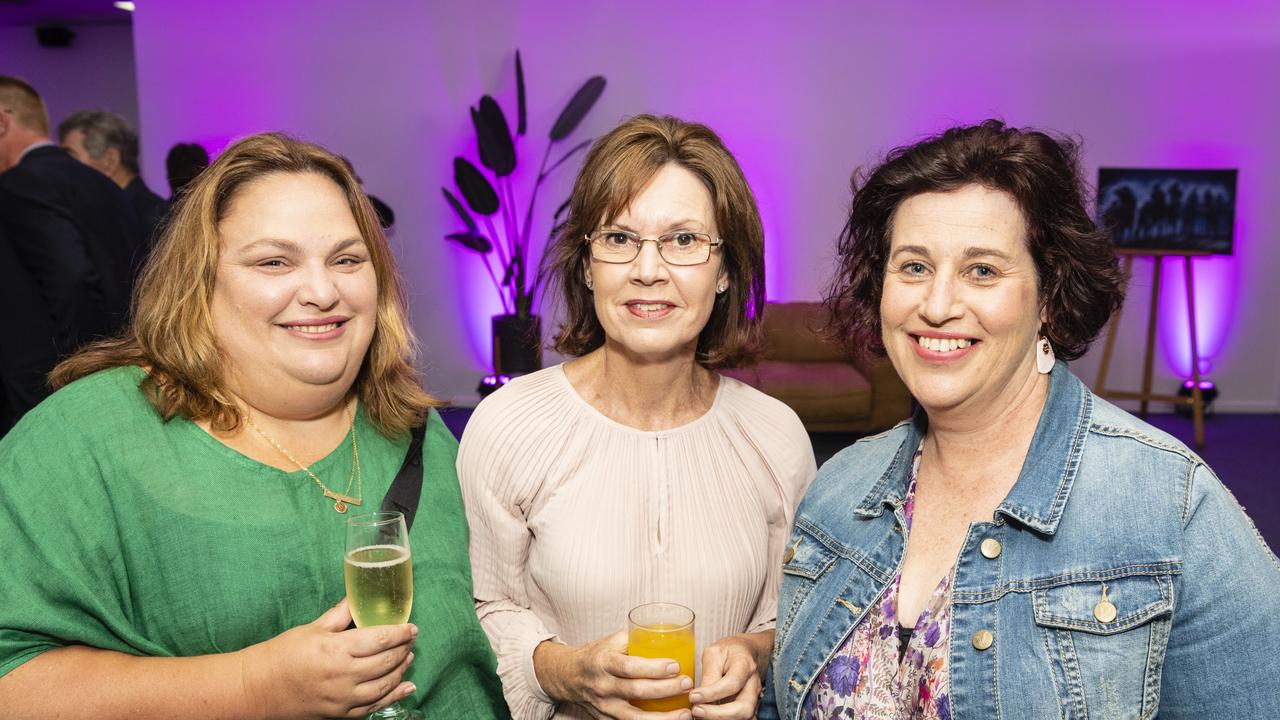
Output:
[826,119,1125,361]
[543,114,766,368]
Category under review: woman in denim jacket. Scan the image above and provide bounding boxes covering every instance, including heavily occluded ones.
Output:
[762,121,1280,719]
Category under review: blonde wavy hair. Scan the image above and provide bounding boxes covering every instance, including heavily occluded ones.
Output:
[52,132,440,437]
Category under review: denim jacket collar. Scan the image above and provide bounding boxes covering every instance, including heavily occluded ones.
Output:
[853,361,1091,535]
[852,413,923,518]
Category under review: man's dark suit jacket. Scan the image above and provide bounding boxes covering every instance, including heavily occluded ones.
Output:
[0,222,58,436]
[125,175,169,256]
[0,145,141,430]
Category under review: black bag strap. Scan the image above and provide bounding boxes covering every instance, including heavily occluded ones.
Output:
[380,422,427,530]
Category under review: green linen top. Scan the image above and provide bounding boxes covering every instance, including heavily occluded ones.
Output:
[0,366,507,718]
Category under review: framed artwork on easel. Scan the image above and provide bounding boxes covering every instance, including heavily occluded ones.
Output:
[1093,167,1238,449]
[1098,167,1237,255]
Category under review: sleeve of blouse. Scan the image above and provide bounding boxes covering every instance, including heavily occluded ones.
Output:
[457,392,559,720]
[746,404,818,634]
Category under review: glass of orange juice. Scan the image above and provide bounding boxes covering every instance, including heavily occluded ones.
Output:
[627,602,696,711]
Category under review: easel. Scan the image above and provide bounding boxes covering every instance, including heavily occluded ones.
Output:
[1094,250,1210,449]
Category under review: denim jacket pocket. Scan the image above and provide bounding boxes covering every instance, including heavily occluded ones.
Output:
[1031,570,1176,720]
[781,525,839,581]
[778,523,841,633]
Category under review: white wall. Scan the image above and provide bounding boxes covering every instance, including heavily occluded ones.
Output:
[131,1,1280,410]
[0,23,152,181]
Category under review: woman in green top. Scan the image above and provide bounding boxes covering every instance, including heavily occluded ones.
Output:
[0,133,507,719]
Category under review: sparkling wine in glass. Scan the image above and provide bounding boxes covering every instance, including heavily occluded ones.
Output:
[345,511,420,720]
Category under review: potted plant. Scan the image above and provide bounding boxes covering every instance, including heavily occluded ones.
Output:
[443,50,606,384]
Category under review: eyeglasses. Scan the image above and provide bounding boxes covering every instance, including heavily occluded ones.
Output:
[586,229,724,266]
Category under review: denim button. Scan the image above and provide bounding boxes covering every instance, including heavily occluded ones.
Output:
[980,538,1002,559]
[972,629,994,651]
[1093,600,1118,623]
[782,538,801,564]
[1094,582,1118,623]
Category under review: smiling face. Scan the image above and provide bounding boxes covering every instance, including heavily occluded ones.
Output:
[880,184,1044,415]
[210,171,377,408]
[587,163,726,362]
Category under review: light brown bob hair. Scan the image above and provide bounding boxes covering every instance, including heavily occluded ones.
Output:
[52,132,440,436]
[543,114,766,368]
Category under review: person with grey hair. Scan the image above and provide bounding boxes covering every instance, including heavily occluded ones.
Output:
[59,109,167,250]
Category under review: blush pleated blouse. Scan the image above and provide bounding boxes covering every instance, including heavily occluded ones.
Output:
[458,364,817,719]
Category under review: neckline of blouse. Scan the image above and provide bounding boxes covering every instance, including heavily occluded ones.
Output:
[552,362,728,439]
[179,398,366,478]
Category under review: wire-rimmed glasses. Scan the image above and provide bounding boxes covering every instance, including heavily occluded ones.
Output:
[586,229,724,265]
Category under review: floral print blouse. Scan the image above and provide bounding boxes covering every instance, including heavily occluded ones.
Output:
[804,446,953,719]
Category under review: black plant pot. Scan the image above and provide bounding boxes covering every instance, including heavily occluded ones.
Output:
[492,314,542,375]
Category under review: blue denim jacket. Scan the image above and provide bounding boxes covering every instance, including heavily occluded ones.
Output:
[761,363,1280,719]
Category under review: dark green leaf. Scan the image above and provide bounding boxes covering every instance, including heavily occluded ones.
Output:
[453,157,500,215]
[549,76,606,141]
[446,232,492,254]
[515,50,527,137]
[473,95,516,176]
[441,187,478,234]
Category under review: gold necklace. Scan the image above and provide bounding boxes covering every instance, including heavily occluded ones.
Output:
[246,407,363,513]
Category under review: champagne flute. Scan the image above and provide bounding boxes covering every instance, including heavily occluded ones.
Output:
[345,511,420,720]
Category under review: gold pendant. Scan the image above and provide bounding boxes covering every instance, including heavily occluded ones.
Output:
[324,489,362,514]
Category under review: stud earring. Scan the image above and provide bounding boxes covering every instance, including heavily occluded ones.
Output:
[1036,335,1055,374]
[585,275,593,291]
[716,283,727,294]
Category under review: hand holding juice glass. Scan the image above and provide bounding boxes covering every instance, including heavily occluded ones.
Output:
[627,602,696,711]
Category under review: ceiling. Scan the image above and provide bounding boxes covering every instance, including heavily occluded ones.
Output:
[0,0,132,28]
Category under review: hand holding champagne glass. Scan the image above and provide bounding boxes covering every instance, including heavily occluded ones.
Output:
[346,511,421,719]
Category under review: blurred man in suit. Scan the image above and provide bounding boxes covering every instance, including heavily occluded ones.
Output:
[59,109,167,253]
[0,76,139,433]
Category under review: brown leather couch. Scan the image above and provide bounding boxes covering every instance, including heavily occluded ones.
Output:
[724,302,912,433]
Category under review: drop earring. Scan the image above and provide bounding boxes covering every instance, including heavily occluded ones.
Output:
[1036,335,1055,374]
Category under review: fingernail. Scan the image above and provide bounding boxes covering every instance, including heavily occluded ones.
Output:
[688,691,703,703]
[683,712,695,720]
[407,652,415,664]
[404,683,416,696]
[409,624,419,637]
[680,676,693,690]
[691,708,704,718]
[666,662,680,675]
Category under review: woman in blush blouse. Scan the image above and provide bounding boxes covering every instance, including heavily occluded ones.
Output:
[459,114,816,720]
